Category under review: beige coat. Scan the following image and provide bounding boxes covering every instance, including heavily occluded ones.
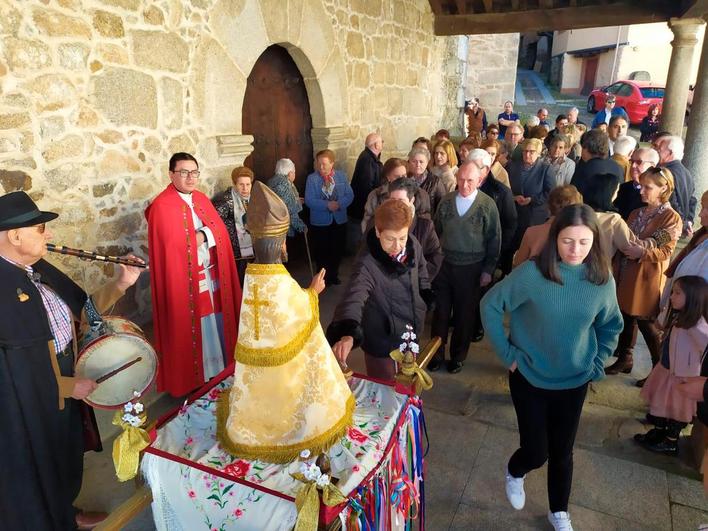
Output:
[615,205,682,317]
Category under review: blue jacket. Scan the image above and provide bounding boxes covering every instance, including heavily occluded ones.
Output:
[305,170,353,226]
[591,107,629,128]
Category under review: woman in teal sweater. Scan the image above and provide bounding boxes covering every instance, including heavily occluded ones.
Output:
[481,204,623,531]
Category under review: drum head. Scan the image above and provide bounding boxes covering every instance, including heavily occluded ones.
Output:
[75,333,158,410]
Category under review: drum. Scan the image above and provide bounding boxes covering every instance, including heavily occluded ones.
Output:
[75,317,158,410]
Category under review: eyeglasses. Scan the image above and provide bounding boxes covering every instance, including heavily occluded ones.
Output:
[488,130,499,136]
[630,159,648,165]
[172,169,201,178]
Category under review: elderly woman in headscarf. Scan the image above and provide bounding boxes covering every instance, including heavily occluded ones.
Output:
[408,146,447,215]
[267,158,306,237]
[544,134,576,188]
[508,138,553,255]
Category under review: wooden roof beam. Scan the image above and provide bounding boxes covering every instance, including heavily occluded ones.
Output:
[434,4,674,35]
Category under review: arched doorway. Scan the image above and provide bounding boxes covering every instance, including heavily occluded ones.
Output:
[242,45,314,191]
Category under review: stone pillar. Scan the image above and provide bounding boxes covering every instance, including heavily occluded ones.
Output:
[683,17,708,216]
[214,134,255,166]
[311,126,350,171]
[661,18,705,135]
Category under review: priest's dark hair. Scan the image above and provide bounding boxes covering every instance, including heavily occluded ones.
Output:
[169,152,198,171]
[535,204,610,286]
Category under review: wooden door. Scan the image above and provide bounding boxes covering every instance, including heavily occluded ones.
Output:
[242,45,314,192]
[581,56,599,95]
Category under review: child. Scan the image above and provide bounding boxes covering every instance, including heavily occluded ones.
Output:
[635,276,708,455]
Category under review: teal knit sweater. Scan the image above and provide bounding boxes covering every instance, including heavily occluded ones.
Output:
[480,260,623,390]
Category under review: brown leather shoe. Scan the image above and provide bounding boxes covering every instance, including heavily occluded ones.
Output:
[76,511,108,530]
[605,353,633,375]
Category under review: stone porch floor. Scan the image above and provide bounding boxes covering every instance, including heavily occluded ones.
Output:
[77,256,708,530]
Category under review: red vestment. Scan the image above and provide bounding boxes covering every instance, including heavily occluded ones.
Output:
[146,184,241,396]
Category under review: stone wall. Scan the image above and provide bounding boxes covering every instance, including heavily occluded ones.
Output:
[0,0,462,323]
[465,33,520,115]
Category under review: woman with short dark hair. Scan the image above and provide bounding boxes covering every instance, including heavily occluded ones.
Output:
[481,204,623,531]
[327,199,433,380]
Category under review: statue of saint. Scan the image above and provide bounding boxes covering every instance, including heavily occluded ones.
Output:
[219,181,354,463]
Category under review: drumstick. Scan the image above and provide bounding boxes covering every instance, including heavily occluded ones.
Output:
[96,356,143,384]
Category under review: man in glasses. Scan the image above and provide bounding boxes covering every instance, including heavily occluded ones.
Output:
[591,95,630,129]
[613,147,660,219]
[0,191,142,530]
[145,152,242,397]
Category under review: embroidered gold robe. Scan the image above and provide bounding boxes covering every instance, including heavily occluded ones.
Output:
[219,263,354,463]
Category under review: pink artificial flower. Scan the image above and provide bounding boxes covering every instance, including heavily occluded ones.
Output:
[188,490,196,498]
[234,508,244,518]
[352,464,360,472]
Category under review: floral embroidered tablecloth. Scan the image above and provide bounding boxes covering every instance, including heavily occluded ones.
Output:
[142,376,408,530]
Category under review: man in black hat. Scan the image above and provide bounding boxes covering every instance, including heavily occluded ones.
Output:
[0,191,143,530]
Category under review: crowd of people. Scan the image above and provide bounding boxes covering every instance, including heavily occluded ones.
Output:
[2,94,705,531]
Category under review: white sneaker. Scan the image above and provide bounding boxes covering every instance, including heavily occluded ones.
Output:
[505,467,525,510]
[548,511,573,531]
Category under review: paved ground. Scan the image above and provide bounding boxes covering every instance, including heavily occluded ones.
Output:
[77,251,707,530]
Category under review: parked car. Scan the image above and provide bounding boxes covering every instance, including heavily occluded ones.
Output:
[586,80,664,125]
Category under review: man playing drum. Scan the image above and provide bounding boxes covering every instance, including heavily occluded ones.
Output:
[0,191,143,530]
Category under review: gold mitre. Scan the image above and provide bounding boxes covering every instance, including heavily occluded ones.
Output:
[247,181,290,238]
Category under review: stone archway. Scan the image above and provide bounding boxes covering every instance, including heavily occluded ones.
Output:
[193,0,350,171]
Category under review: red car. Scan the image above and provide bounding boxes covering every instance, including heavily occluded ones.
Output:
[586,80,664,125]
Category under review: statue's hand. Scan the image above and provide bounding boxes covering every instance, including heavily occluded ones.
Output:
[310,268,326,294]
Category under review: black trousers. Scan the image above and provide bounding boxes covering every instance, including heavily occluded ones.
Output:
[431,260,483,362]
[309,222,346,281]
[508,370,588,513]
[616,311,661,365]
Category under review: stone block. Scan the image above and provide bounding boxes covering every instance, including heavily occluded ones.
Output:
[297,0,337,76]
[76,103,100,128]
[143,6,165,25]
[25,74,77,112]
[93,10,125,38]
[39,117,65,141]
[59,43,90,70]
[45,163,84,193]
[96,43,129,64]
[96,130,125,144]
[671,504,708,531]
[0,3,21,37]
[0,135,20,153]
[91,67,157,128]
[0,112,31,129]
[143,136,162,154]
[131,30,189,73]
[32,8,92,38]
[159,77,183,129]
[97,0,139,10]
[372,62,386,84]
[168,134,196,155]
[210,0,267,75]
[0,170,32,192]
[128,179,158,200]
[93,182,116,197]
[4,37,52,71]
[346,33,365,59]
[353,63,369,88]
[99,150,141,176]
[99,212,143,240]
[42,134,84,163]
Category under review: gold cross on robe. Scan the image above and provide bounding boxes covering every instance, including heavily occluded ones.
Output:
[244,284,270,340]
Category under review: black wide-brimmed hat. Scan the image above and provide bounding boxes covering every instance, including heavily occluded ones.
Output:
[0,191,58,231]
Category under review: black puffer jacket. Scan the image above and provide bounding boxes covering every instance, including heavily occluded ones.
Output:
[327,229,433,358]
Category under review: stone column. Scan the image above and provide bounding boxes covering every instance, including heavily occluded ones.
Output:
[661,18,705,135]
[683,16,708,215]
[311,126,350,171]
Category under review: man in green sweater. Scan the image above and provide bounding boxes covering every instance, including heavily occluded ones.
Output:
[430,161,501,373]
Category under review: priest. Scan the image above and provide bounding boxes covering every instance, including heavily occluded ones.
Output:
[0,191,142,530]
[219,182,354,463]
[146,152,242,397]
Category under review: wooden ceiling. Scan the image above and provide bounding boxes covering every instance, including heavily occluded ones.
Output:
[431,0,708,35]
